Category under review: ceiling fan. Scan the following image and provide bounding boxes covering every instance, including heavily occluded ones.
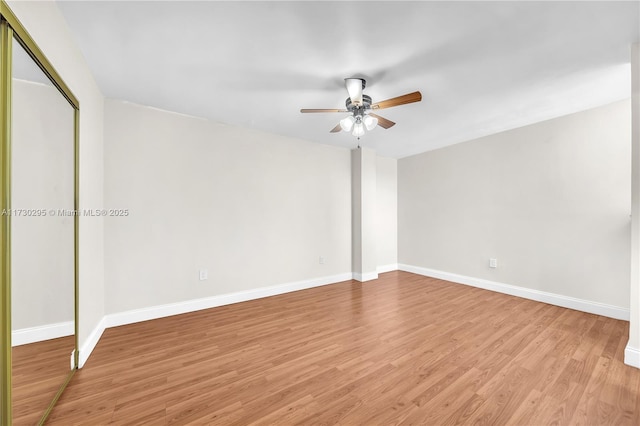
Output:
[300,77,422,139]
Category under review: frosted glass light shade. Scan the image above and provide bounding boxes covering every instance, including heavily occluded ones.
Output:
[352,122,365,138]
[345,78,364,106]
[340,115,355,132]
[363,115,378,131]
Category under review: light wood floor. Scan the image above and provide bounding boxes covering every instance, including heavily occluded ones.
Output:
[12,335,75,425]
[45,271,639,425]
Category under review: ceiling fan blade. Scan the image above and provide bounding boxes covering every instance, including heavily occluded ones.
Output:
[371,91,422,110]
[369,113,396,129]
[330,123,342,133]
[300,108,348,113]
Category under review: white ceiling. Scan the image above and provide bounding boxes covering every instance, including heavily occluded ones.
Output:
[56,1,639,158]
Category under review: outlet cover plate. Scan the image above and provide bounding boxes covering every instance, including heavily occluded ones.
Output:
[199,269,208,280]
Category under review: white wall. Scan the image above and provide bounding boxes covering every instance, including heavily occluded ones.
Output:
[399,100,631,311]
[104,100,351,314]
[376,156,397,270]
[8,0,105,350]
[11,79,74,331]
[351,148,378,280]
[629,43,640,366]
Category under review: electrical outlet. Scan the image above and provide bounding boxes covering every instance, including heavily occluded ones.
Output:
[319,256,325,264]
[199,269,208,281]
[489,258,497,268]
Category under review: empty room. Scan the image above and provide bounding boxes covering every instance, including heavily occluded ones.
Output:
[1,0,640,424]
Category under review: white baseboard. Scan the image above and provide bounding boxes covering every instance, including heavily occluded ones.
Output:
[398,264,630,321]
[78,316,106,368]
[105,272,353,328]
[353,271,379,282]
[12,321,74,347]
[377,263,398,274]
[625,344,640,368]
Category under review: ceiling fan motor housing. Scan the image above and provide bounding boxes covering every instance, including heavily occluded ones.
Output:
[345,94,372,117]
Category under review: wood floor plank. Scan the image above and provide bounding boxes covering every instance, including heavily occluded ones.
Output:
[39,271,640,425]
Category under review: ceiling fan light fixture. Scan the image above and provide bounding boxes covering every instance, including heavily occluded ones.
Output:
[363,115,378,131]
[340,115,356,132]
[352,121,365,138]
[300,77,420,139]
[345,78,364,106]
